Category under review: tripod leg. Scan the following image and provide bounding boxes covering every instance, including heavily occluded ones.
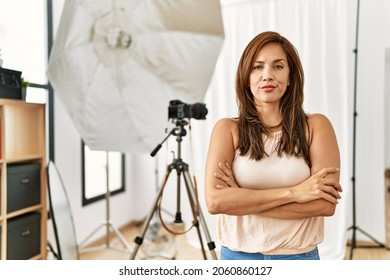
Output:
[79,223,107,252]
[183,170,218,260]
[130,172,170,260]
[182,173,207,259]
[348,225,357,259]
[356,227,389,249]
[107,222,132,253]
[347,225,390,260]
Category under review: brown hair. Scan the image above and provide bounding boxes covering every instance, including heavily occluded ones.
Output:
[235,31,311,166]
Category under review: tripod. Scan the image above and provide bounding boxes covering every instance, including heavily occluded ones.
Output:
[347,0,390,259]
[79,151,132,254]
[130,120,217,260]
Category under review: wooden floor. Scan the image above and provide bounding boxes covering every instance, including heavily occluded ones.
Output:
[344,240,390,260]
[78,221,390,260]
[79,221,216,260]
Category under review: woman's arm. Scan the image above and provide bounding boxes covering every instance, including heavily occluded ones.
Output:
[204,117,341,216]
[305,113,341,216]
[258,114,342,219]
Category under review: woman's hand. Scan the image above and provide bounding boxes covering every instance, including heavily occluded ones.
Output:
[213,162,239,189]
[293,167,342,204]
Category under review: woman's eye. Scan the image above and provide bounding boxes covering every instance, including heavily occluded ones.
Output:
[274,65,283,69]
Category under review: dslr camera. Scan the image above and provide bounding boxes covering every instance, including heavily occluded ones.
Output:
[168,99,208,120]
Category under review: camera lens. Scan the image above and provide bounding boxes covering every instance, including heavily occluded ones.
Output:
[190,103,208,119]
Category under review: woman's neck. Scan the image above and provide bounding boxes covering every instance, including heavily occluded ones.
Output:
[256,103,282,129]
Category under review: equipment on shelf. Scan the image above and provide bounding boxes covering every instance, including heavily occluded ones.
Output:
[0,68,22,99]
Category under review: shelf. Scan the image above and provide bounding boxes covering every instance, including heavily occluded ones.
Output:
[0,99,47,260]
[6,205,43,219]
[4,155,44,164]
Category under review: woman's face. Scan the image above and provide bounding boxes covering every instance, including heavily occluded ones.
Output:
[249,43,290,107]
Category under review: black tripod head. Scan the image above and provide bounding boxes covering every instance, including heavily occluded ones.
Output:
[150,119,190,157]
[171,119,188,137]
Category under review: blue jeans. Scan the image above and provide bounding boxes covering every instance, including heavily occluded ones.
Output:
[220,246,320,260]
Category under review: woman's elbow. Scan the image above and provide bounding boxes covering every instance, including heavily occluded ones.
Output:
[205,190,224,215]
[321,202,336,217]
[205,196,220,215]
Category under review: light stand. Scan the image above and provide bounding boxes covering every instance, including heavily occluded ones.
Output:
[347,0,390,259]
[79,152,132,254]
[129,119,217,260]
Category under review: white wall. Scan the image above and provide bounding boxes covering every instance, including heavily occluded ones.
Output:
[52,0,390,251]
[386,51,390,168]
[385,3,390,170]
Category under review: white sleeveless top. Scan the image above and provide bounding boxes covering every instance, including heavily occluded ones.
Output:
[217,131,324,255]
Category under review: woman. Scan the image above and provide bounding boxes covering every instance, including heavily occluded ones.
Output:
[204,31,342,260]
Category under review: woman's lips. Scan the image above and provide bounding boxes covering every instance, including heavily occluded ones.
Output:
[260,85,276,92]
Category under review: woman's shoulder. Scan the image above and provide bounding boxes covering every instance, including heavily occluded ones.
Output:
[306,113,335,133]
[211,118,239,148]
[212,118,238,139]
[213,117,238,129]
[307,113,332,125]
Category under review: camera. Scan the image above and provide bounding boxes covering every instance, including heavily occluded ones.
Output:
[168,99,208,120]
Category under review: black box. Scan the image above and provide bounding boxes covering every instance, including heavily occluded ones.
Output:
[7,212,41,259]
[7,163,41,213]
[0,68,22,99]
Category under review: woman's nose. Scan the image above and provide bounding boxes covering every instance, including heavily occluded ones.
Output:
[262,67,273,81]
